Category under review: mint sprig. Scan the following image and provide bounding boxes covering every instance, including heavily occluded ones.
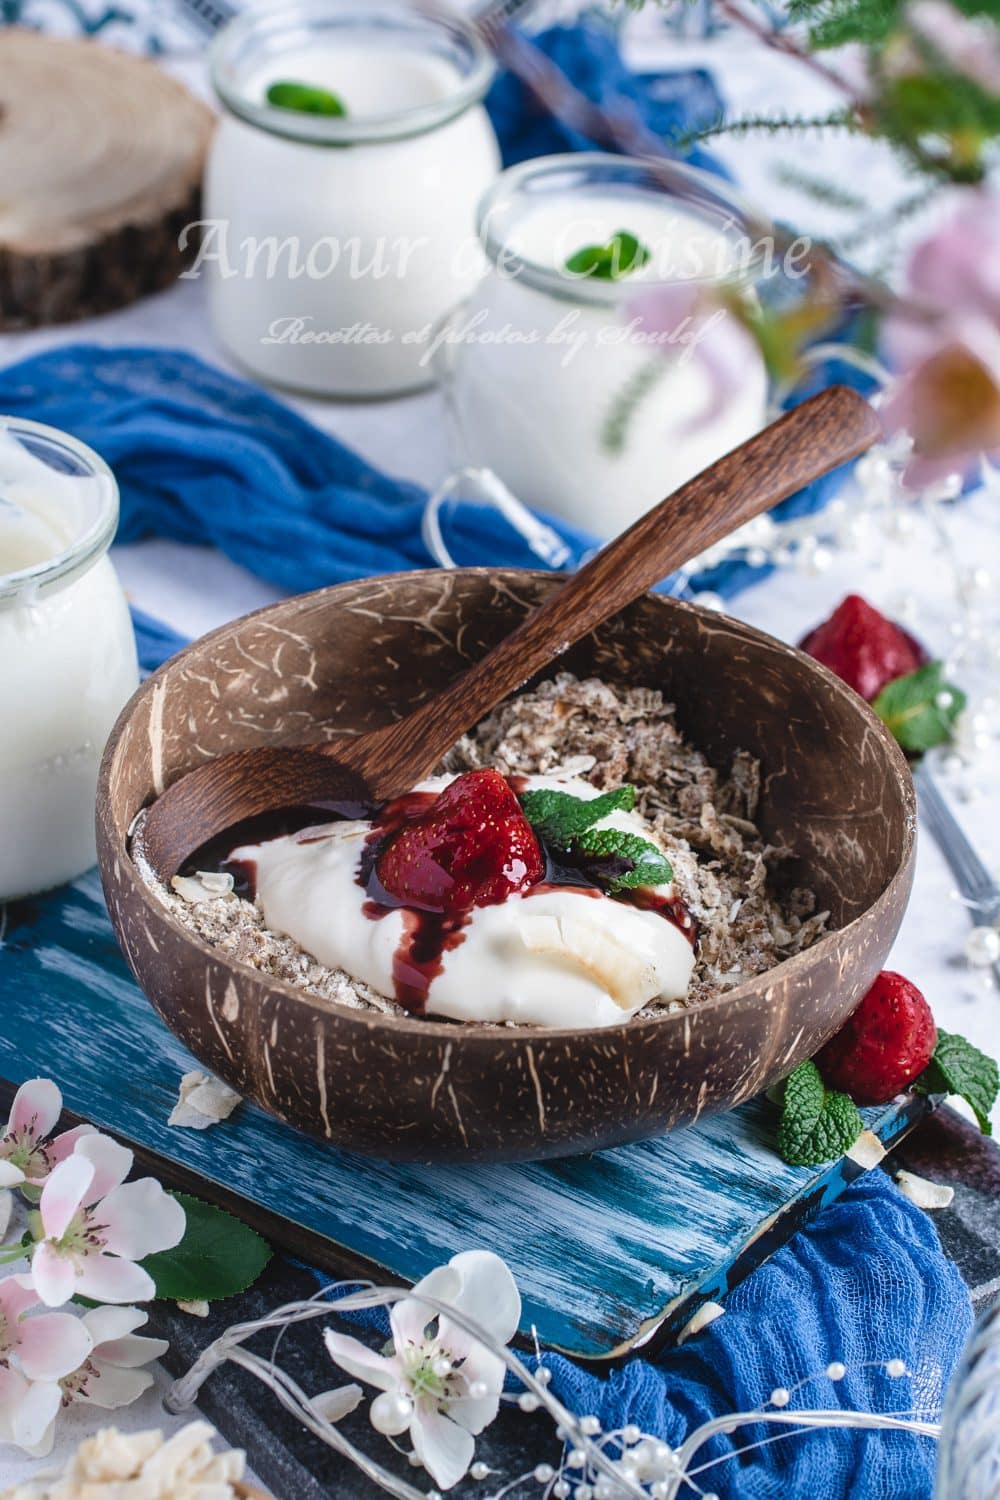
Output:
[141,1193,271,1302]
[564,230,652,281]
[914,1029,999,1134]
[520,785,636,845]
[872,661,966,752]
[573,828,674,891]
[266,81,347,116]
[777,1060,864,1166]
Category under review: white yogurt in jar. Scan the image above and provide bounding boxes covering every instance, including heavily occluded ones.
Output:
[0,421,138,901]
[439,154,769,536]
[204,1,500,397]
[229,774,696,1029]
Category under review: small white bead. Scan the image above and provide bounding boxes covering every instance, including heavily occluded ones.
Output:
[594,1482,615,1500]
[535,1366,552,1385]
[886,1359,907,1377]
[966,926,1000,967]
[826,1361,847,1381]
[432,1356,451,1377]
[533,1464,554,1483]
[567,1448,587,1468]
[622,1423,642,1445]
[651,1485,669,1500]
[470,1462,490,1481]
[518,1393,540,1412]
[552,1483,570,1500]
[575,1487,593,1500]
[427,1491,443,1500]
[770,1387,790,1408]
[580,1415,601,1435]
[408,1453,423,1467]
[370,1390,413,1436]
[468,1381,488,1400]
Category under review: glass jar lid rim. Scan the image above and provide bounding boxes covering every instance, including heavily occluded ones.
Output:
[0,417,119,603]
[475,152,774,302]
[210,0,496,146]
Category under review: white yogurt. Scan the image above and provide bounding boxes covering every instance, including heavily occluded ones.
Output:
[204,2,500,397]
[0,422,138,901]
[231,774,695,1029]
[439,154,769,536]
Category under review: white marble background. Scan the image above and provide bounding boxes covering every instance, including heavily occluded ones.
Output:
[1,4,998,1491]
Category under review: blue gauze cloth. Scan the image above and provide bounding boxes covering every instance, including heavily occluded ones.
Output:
[318,1173,970,1500]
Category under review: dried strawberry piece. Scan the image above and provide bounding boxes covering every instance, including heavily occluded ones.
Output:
[799,594,928,702]
[815,970,938,1105]
[376,769,544,916]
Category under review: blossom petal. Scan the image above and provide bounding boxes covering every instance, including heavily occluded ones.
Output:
[8,1079,62,1141]
[311,1385,364,1423]
[31,1243,78,1308]
[39,1155,94,1240]
[97,1179,186,1259]
[78,1360,154,1410]
[81,1304,148,1345]
[0,1161,25,1189]
[411,1404,475,1491]
[447,1252,521,1346]
[440,1338,504,1434]
[74,1253,156,1306]
[47,1124,100,1168]
[12,1377,62,1451]
[391,1265,461,1350]
[0,1276,37,1323]
[17,1311,93,1382]
[323,1329,399,1392]
[0,1189,11,1240]
[74,1134,133,1205]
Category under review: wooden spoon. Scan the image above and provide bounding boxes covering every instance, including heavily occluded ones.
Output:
[139,385,881,878]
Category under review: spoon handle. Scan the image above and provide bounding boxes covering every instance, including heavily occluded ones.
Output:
[361,385,881,793]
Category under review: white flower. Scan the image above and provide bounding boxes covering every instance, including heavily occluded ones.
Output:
[0,1079,96,1192]
[324,1250,521,1491]
[29,1135,185,1308]
[0,1277,94,1458]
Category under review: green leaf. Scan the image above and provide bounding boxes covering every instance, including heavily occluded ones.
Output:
[871,661,967,752]
[520,785,636,845]
[572,828,673,891]
[914,1029,999,1134]
[777,1060,864,1166]
[564,230,652,281]
[141,1194,271,1302]
[266,81,347,116]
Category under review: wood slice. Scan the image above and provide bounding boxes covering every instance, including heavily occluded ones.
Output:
[0,29,215,329]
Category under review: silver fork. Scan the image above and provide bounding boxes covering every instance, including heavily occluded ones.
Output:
[914,761,1000,990]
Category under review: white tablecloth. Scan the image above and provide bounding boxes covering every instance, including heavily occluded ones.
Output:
[1,13,997,1494]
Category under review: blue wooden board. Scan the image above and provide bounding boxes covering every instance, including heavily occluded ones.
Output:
[0,869,923,1360]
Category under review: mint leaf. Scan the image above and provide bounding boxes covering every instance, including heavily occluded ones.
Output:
[572,828,673,891]
[267,81,347,116]
[777,1060,863,1166]
[520,785,636,845]
[872,661,966,752]
[564,230,652,281]
[914,1029,998,1134]
[141,1194,271,1302]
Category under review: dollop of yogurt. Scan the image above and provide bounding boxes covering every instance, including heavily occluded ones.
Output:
[230,774,696,1029]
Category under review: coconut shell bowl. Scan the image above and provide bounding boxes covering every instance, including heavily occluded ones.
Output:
[97,566,915,1163]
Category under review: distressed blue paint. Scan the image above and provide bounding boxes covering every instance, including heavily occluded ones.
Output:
[0,871,917,1358]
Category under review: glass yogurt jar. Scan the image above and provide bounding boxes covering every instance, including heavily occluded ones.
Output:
[0,419,138,902]
[437,154,770,536]
[205,0,500,397]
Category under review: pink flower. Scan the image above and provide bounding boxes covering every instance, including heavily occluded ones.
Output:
[59,1305,168,1411]
[0,1277,92,1382]
[324,1251,520,1491]
[29,1135,185,1308]
[0,1080,96,1192]
[907,0,1000,94]
[0,1366,62,1457]
[882,190,1000,483]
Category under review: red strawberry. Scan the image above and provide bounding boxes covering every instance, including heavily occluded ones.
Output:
[815,970,937,1104]
[376,769,544,915]
[799,594,928,702]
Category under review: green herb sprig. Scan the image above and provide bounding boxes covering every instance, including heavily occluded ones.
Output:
[266,81,347,116]
[564,230,652,281]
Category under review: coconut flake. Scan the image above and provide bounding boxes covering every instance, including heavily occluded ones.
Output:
[177,1299,211,1318]
[677,1301,725,1345]
[895,1169,955,1210]
[170,870,237,905]
[846,1130,887,1168]
[168,1070,242,1130]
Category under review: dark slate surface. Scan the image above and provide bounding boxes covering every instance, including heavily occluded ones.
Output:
[147,1106,1000,1500]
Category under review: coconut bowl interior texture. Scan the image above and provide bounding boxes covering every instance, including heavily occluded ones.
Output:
[97,569,916,1163]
